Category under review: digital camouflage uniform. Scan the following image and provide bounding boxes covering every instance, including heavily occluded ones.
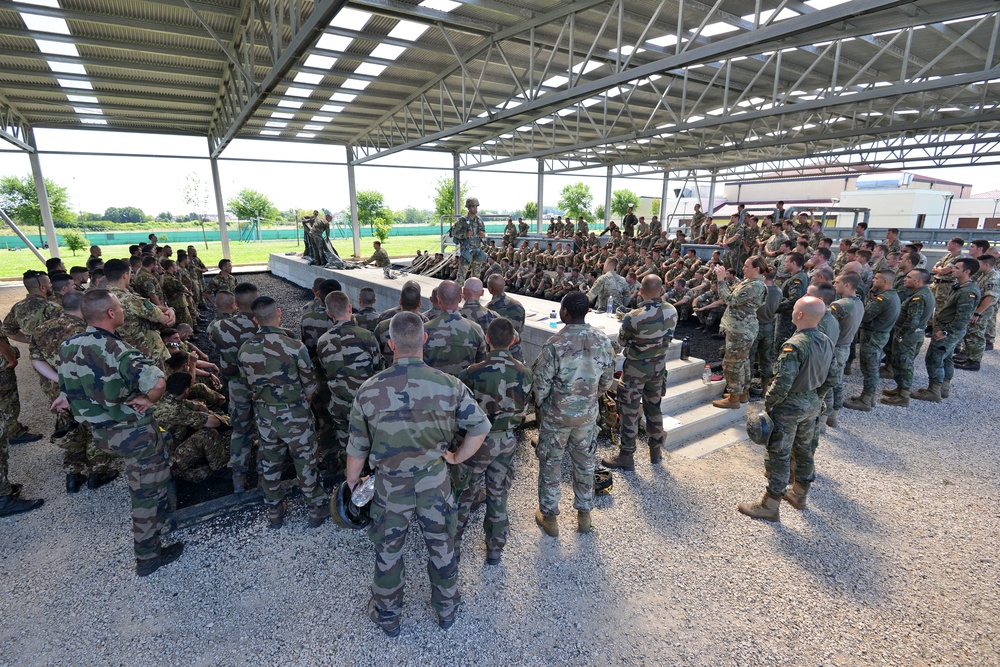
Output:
[153,394,228,482]
[963,266,999,363]
[775,270,808,348]
[487,292,526,360]
[532,323,615,516]
[423,311,486,377]
[3,293,60,437]
[59,326,168,563]
[108,286,169,368]
[354,306,380,334]
[926,280,980,384]
[827,296,864,413]
[347,357,490,630]
[452,214,488,283]
[316,320,383,470]
[455,350,532,558]
[207,311,258,474]
[366,247,391,278]
[29,312,113,475]
[856,289,900,399]
[764,328,834,497]
[719,276,767,396]
[617,299,677,454]
[238,325,326,511]
[930,251,962,318]
[890,285,934,391]
[131,268,163,305]
[587,270,631,311]
[752,284,782,384]
[162,272,193,328]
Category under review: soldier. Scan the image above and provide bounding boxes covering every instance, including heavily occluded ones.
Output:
[205,259,237,308]
[154,373,229,482]
[751,266,783,389]
[316,291,383,478]
[207,284,259,491]
[775,252,808,347]
[622,205,638,238]
[452,197,488,283]
[346,312,490,636]
[454,318,532,565]
[532,292,616,536]
[301,279,341,361]
[104,259,175,368]
[301,210,319,262]
[374,284,427,366]
[0,327,45,516]
[824,272,865,428]
[354,287,380,333]
[955,253,999,372]
[184,247,207,309]
[711,257,768,409]
[424,280,487,377]
[587,257,631,311]
[161,260,193,328]
[844,269,900,411]
[738,296,834,522]
[914,258,980,403]
[54,289,182,576]
[311,213,332,266]
[930,237,966,319]
[518,217,530,237]
[131,255,164,307]
[376,279,423,324]
[238,296,328,528]
[486,275,526,360]
[29,290,117,492]
[458,277,498,332]
[175,252,201,320]
[881,269,935,406]
[602,275,678,470]
[502,218,517,246]
[361,240,392,278]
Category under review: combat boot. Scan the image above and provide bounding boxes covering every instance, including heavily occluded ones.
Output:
[783,482,809,510]
[87,471,119,490]
[737,492,781,522]
[66,473,85,494]
[879,366,894,379]
[912,382,942,403]
[739,390,750,404]
[267,501,286,529]
[601,449,634,471]
[307,502,329,528]
[940,380,951,398]
[136,542,184,577]
[826,410,839,428]
[649,444,663,464]
[577,510,592,534]
[882,387,900,397]
[232,471,247,493]
[0,494,44,518]
[844,393,873,412]
[881,389,910,406]
[534,508,559,537]
[955,360,981,372]
[843,361,853,375]
[712,393,742,409]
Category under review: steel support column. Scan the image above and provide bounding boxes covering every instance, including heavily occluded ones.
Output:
[707,171,718,215]
[26,130,58,258]
[660,171,670,227]
[0,207,45,264]
[347,146,361,258]
[210,156,230,260]
[604,166,613,226]
[536,159,544,234]
[453,153,461,216]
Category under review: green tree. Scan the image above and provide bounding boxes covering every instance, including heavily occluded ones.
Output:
[155,211,173,222]
[226,188,278,223]
[595,203,606,221]
[0,174,76,232]
[611,188,640,218]
[61,229,87,255]
[651,198,661,217]
[431,176,469,221]
[558,182,594,221]
[397,206,427,226]
[181,172,210,248]
[373,216,393,243]
[523,201,538,220]
[356,190,388,231]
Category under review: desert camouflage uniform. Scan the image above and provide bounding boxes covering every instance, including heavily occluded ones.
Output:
[890,285,934,391]
[487,292,526,359]
[153,394,228,482]
[238,325,325,510]
[353,306,380,334]
[962,266,999,363]
[532,323,615,515]
[857,289,900,398]
[453,214,488,283]
[59,326,168,563]
[208,311,259,474]
[719,276,767,396]
[347,357,490,630]
[423,311,486,377]
[162,272,193,328]
[131,268,163,305]
[617,299,677,454]
[926,280,980,384]
[587,270,630,311]
[454,350,532,558]
[108,285,169,367]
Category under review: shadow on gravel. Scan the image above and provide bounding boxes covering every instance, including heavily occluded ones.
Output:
[821,428,910,475]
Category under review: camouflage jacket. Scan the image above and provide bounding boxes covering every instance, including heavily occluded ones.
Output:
[423,311,487,377]
[3,293,61,339]
[765,327,835,412]
[830,296,864,347]
[153,393,211,443]
[452,214,485,248]
[487,292,526,332]
[587,270,631,310]
[238,325,317,412]
[458,350,532,433]
[974,267,1000,314]
[366,248,390,267]
[353,306,380,333]
[162,272,188,310]
[619,299,677,363]
[374,312,430,366]
[316,321,384,411]
[777,270,808,315]
[532,323,615,428]
[179,265,198,294]
[206,272,237,296]
[347,357,490,475]
[459,300,498,332]
[935,280,980,333]
[300,305,331,359]
[719,276,766,334]
[29,311,87,369]
[893,285,935,338]
[58,325,164,428]
[109,285,168,363]
[207,311,258,378]
[131,268,163,303]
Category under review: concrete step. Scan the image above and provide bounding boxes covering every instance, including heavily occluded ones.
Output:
[662,400,751,450]
[662,376,727,411]
[671,425,750,460]
[664,357,711,386]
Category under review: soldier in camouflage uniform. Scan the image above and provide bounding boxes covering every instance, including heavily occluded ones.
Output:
[452,197,488,284]
[0,329,45,517]
[454,318,532,565]
[153,373,229,482]
[486,275,526,360]
[207,285,260,490]
[373,284,428,367]
[603,275,677,470]
[103,259,174,368]
[424,280,487,376]
[711,258,768,409]
[914,258,980,403]
[882,269,935,406]
[824,272,865,427]
[752,268,782,388]
[587,257,631,311]
[774,252,808,348]
[346,312,490,636]
[532,292,616,536]
[238,296,328,528]
[955,253,999,372]
[354,287,380,333]
[362,241,392,278]
[161,260,193,328]
[458,277,498,331]
[205,259,237,308]
[180,249,204,310]
[316,291,383,478]
[131,256,164,307]
[844,269,900,411]
[929,238,966,320]
[301,279,341,360]
[739,296,834,522]
[55,289,182,576]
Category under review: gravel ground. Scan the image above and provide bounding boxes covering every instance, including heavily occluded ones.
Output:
[1,276,997,666]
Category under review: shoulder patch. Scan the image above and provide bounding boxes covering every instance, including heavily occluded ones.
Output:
[970,293,976,298]
[912,296,921,301]
[831,304,839,311]
[876,296,883,301]
[782,346,794,353]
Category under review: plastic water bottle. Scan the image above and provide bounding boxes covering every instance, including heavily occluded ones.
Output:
[549,309,557,328]
[680,337,691,361]
[352,476,375,507]
[606,296,614,317]
[702,365,712,384]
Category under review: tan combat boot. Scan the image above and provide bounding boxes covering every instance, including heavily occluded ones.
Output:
[912,382,942,403]
[940,380,951,399]
[844,393,873,412]
[739,390,750,403]
[601,449,635,471]
[535,508,559,537]
[881,389,910,406]
[713,393,742,409]
[882,387,900,397]
[826,410,839,428]
[737,493,781,522]
[577,510,592,534]
[783,482,809,510]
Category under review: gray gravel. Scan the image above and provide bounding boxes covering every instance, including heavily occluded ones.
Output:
[0,276,997,666]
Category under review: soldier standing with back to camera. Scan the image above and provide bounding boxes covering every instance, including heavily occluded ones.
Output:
[453,197,488,284]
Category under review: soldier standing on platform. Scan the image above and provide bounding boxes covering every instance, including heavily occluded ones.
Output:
[452,197,487,283]
[711,257,768,409]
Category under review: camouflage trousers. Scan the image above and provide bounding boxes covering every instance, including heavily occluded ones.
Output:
[890,333,924,391]
[924,329,965,384]
[618,358,667,453]
[536,421,598,515]
[988,308,997,342]
[452,431,517,557]
[765,393,821,497]
[189,382,225,411]
[752,324,777,383]
[227,378,254,474]
[43,379,113,475]
[723,326,758,395]
[0,419,9,497]
[696,306,723,329]
[326,399,351,474]
[169,428,228,483]
[93,421,170,562]
[963,305,995,363]
[0,367,28,438]
[170,303,194,328]
[858,329,891,396]
[824,345,850,414]
[254,405,325,508]
[456,244,488,284]
[368,464,459,626]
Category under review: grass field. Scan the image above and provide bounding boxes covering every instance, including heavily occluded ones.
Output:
[0,235,445,279]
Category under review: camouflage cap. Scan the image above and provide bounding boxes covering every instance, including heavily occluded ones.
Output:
[466,197,480,208]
